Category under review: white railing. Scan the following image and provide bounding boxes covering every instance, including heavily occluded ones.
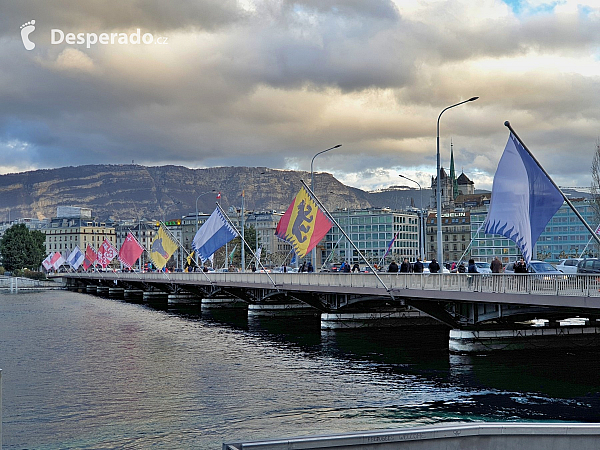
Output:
[0,276,60,292]
[58,272,600,298]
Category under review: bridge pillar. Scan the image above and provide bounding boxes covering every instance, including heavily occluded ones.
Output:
[108,287,124,298]
[168,293,200,304]
[124,289,144,299]
[449,325,600,353]
[85,285,98,294]
[142,291,168,301]
[96,286,109,296]
[201,298,247,309]
[248,303,319,317]
[321,307,440,329]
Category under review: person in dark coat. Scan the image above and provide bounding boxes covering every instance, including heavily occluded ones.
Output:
[413,258,424,273]
[514,258,527,273]
[468,259,478,273]
[352,263,360,273]
[343,261,351,273]
[429,259,440,273]
[307,262,314,272]
[457,262,466,273]
[399,258,412,273]
[388,261,399,273]
[491,257,503,273]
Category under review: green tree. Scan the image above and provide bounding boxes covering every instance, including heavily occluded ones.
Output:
[0,224,46,271]
[213,225,260,269]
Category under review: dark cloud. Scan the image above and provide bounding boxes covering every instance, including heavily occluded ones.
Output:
[1,0,599,191]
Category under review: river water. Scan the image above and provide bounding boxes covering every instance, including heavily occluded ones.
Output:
[1,290,600,449]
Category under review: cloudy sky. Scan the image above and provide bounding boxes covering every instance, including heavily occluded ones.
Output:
[1,0,600,191]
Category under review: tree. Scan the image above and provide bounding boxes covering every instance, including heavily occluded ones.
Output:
[0,224,46,271]
[213,225,260,269]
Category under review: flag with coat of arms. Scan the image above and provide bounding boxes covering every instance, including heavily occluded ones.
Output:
[97,238,118,268]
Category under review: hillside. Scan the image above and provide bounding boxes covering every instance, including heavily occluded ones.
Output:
[0,165,384,221]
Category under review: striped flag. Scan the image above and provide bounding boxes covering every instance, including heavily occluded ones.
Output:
[67,246,85,270]
[275,185,333,258]
[192,207,238,262]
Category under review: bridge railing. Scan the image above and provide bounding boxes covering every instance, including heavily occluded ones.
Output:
[59,272,600,298]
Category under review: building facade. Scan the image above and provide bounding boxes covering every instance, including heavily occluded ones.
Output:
[44,217,116,257]
[245,211,289,267]
[426,211,471,263]
[324,208,419,267]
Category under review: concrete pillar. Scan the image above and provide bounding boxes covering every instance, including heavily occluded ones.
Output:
[168,293,200,304]
[95,286,109,296]
[248,303,319,317]
[124,289,144,299]
[449,325,600,353]
[201,298,247,309]
[142,291,168,301]
[108,287,124,298]
[321,308,439,329]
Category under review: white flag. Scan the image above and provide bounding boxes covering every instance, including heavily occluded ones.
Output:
[192,207,238,262]
[484,132,563,263]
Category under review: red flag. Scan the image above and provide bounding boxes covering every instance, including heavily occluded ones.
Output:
[83,245,97,271]
[118,232,145,268]
[50,252,62,269]
[275,185,333,258]
[97,238,118,268]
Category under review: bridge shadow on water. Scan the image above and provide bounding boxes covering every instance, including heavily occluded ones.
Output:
[131,298,600,423]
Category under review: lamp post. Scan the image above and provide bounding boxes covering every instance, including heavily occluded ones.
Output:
[399,174,425,261]
[310,144,342,270]
[436,97,478,267]
[195,190,217,265]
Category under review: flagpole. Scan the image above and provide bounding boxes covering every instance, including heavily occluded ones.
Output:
[505,121,600,248]
[300,180,395,300]
[158,221,213,283]
[216,203,280,291]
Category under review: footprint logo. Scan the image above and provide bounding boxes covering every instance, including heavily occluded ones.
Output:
[20,20,36,50]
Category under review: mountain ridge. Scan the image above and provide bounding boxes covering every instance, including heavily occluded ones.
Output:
[0,164,432,222]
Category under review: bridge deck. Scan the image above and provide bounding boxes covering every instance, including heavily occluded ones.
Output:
[56,272,600,311]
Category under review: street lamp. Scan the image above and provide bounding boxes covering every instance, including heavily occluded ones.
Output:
[399,174,425,261]
[195,190,217,265]
[310,144,342,270]
[436,97,478,267]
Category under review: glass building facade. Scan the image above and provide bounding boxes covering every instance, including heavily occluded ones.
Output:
[323,208,419,266]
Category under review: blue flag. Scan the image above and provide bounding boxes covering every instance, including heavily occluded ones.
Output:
[484,132,564,263]
[66,246,85,270]
[192,207,238,262]
[384,232,399,258]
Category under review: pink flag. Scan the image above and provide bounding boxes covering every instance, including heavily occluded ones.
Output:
[83,245,97,271]
[96,238,118,268]
[51,252,66,270]
[118,232,145,268]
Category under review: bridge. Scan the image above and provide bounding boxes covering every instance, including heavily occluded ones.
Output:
[56,272,600,351]
[56,271,600,323]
